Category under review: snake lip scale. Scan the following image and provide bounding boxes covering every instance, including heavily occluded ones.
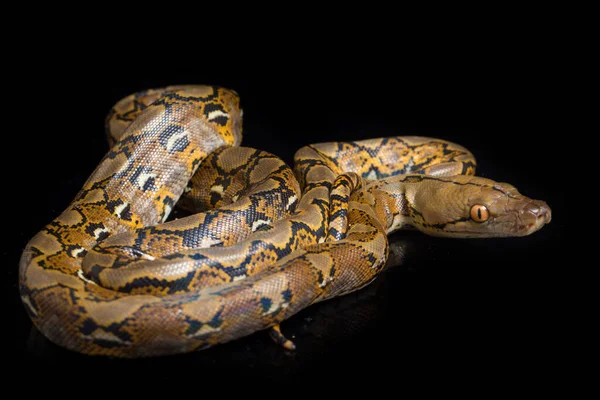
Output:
[19,85,551,357]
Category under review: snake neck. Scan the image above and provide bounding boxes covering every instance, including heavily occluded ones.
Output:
[350,177,412,234]
[353,174,452,235]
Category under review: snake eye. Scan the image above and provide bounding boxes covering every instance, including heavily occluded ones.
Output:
[470,205,489,222]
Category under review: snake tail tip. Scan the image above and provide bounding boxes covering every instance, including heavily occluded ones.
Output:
[268,324,297,351]
[282,340,297,351]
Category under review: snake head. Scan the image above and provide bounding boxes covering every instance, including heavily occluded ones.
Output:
[408,175,552,238]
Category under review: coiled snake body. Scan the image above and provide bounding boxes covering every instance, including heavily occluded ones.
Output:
[19,86,551,357]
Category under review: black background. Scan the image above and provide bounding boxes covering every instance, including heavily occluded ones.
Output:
[4,67,565,383]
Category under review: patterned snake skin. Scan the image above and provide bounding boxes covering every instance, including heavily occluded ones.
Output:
[19,85,552,357]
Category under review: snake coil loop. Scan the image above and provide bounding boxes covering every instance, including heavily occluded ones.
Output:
[19,85,551,357]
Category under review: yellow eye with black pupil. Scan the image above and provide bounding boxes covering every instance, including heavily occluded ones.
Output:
[470,205,489,222]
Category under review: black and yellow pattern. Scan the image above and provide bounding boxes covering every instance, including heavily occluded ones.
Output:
[19,85,551,358]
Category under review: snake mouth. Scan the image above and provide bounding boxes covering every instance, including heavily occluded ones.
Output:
[449,231,518,238]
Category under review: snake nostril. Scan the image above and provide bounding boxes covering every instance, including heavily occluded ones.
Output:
[529,206,540,215]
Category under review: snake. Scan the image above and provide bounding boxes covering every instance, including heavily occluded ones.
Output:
[18,85,552,358]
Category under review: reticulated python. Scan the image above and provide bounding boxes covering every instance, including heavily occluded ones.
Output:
[19,85,551,357]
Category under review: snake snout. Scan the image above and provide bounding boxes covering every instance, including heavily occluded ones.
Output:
[517,200,551,235]
[527,200,552,224]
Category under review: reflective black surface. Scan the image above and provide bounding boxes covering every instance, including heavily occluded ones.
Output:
[5,77,564,381]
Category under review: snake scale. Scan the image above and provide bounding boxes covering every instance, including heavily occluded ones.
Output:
[19,85,551,357]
